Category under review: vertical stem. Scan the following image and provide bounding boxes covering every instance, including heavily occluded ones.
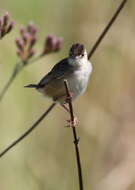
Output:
[72,127,83,190]
[64,80,83,190]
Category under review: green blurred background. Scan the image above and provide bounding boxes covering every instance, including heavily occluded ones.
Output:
[0,0,135,189]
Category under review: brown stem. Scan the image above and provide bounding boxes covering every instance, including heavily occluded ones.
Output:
[0,102,56,158]
[88,0,128,60]
[64,80,83,190]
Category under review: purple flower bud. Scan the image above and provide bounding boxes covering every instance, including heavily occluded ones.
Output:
[3,12,9,27]
[27,22,37,35]
[16,23,37,62]
[42,34,63,55]
[44,34,56,53]
[15,38,24,51]
[54,37,63,51]
[29,36,37,48]
[22,32,30,44]
[0,12,15,39]
[20,26,25,36]
[6,21,15,34]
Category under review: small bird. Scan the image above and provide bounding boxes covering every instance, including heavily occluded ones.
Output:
[25,43,92,105]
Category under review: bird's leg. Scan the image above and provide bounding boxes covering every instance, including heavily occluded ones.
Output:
[60,103,70,113]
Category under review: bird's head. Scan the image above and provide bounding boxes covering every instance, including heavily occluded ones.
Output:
[69,43,88,64]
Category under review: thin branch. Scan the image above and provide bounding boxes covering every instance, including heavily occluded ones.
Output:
[0,102,56,158]
[88,0,128,60]
[0,61,24,101]
[0,55,42,102]
[64,80,83,190]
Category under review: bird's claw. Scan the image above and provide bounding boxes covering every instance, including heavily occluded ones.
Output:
[66,116,79,127]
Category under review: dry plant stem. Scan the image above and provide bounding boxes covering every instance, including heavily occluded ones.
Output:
[0,102,56,158]
[64,80,83,190]
[88,0,128,60]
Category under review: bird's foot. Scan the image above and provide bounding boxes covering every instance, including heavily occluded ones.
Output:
[66,116,79,127]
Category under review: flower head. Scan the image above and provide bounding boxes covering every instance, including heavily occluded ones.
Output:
[41,34,63,56]
[16,22,37,63]
[0,12,15,39]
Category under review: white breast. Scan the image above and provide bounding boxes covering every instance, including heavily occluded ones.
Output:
[68,60,92,99]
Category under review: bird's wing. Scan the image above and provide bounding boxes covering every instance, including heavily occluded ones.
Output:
[37,58,74,88]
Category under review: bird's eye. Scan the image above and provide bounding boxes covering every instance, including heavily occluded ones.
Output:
[81,54,84,57]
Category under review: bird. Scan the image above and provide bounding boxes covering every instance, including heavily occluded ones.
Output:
[25,43,92,106]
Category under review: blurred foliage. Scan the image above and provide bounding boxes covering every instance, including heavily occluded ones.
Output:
[0,0,135,190]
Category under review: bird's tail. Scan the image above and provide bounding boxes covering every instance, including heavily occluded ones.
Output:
[24,84,38,88]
